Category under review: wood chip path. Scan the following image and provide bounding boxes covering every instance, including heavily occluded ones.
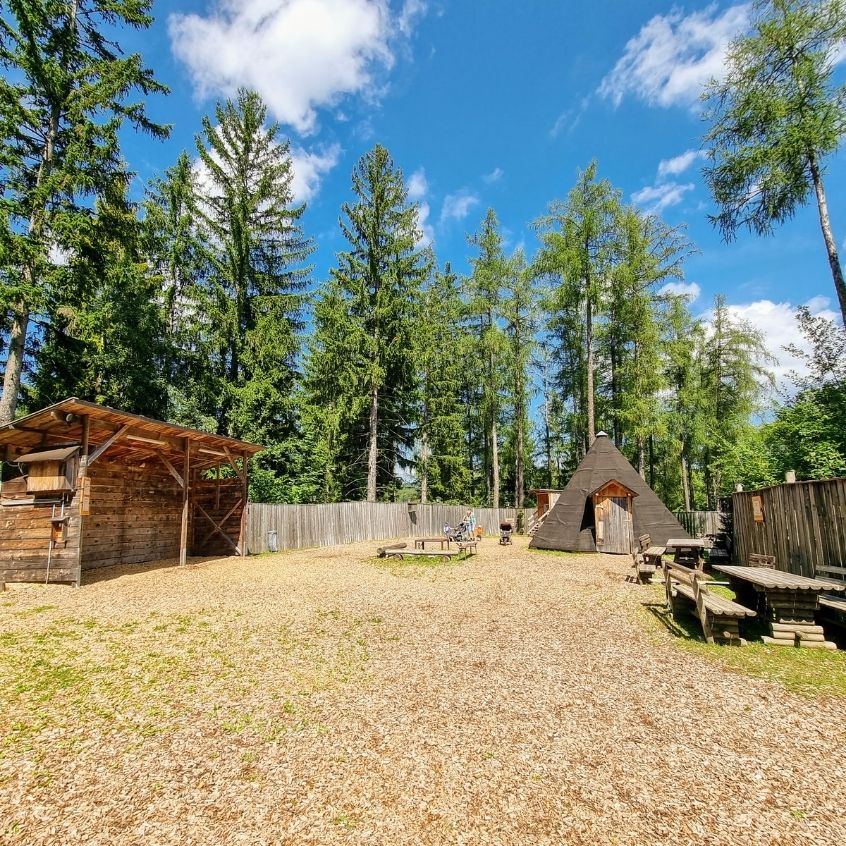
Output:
[1,537,844,845]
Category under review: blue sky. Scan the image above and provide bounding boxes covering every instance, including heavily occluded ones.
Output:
[121,0,846,388]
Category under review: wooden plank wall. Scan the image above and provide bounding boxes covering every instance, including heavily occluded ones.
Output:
[673,511,725,538]
[81,459,182,571]
[0,487,82,584]
[733,479,846,577]
[246,502,517,554]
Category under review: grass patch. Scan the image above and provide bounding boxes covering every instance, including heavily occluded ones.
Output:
[529,548,598,559]
[638,584,846,699]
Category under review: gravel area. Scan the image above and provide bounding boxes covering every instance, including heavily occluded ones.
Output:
[1,536,845,846]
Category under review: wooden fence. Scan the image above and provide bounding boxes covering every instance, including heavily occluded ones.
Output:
[245,502,517,554]
[673,510,725,538]
[733,479,846,578]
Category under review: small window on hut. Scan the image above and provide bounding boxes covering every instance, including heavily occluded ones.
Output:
[15,446,81,495]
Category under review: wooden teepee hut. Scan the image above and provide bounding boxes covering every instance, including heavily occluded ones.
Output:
[529,432,689,554]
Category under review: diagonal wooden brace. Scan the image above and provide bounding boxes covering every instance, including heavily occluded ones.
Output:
[194,502,241,555]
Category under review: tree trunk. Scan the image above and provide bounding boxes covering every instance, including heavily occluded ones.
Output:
[419,426,429,505]
[367,385,378,502]
[585,294,596,443]
[648,433,655,489]
[680,451,692,511]
[491,417,500,508]
[610,344,621,447]
[808,150,846,326]
[637,436,646,480]
[0,309,29,425]
[543,390,552,489]
[515,409,525,509]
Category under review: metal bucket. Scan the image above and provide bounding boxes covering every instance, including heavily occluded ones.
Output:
[267,529,279,553]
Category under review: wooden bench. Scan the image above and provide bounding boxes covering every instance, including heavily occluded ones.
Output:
[664,561,756,645]
[382,548,462,561]
[456,540,478,556]
[749,553,776,568]
[376,542,407,557]
[816,564,846,630]
[630,534,664,583]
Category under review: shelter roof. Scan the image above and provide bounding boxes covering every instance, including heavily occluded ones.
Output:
[0,398,263,468]
[16,445,82,463]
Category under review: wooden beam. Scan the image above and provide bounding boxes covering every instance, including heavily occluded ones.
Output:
[75,415,90,588]
[194,502,240,555]
[239,449,249,555]
[179,438,190,566]
[200,498,243,546]
[223,446,246,484]
[87,424,131,466]
[156,451,185,489]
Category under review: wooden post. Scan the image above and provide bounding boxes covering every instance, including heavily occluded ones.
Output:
[74,415,90,587]
[239,450,249,555]
[179,438,190,566]
[735,483,743,492]
[785,470,796,484]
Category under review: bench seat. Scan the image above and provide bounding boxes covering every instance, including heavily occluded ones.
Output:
[674,583,757,618]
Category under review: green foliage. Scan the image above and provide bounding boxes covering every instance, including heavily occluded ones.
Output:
[703,0,846,322]
[416,260,472,502]
[193,89,313,444]
[0,0,168,422]
[306,144,429,501]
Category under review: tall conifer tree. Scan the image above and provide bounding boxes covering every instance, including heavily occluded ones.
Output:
[0,0,168,422]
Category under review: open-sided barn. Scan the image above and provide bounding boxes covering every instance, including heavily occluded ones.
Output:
[0,399,263,585]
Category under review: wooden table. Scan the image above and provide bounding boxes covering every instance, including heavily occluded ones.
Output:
[713,564,846,649]
[666,538,706,569]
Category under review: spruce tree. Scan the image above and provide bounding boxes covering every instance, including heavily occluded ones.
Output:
[193,89,313,454]
[416,260,471,503]
[467,209,508,507]
[500,250,537,508]
[0,0,168,423]
[310,144,428,501]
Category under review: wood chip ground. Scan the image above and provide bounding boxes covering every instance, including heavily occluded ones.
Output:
[1,537,845,845]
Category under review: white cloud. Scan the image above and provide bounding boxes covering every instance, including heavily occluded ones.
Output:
[631,181,695,214]
[550,96,590,138]
[290,144,341,203]
[406,168,433,245]
[169,1,426,134]
[440,190,479,223]
[406,167,428,200]
[416,201,434,246]
[657,149,705,179]
[599,4,750,109]
[660,281,701,302]
[482,167,504,184]
[702,296,839,391]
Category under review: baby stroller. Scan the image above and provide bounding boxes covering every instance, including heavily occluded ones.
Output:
[499,521,513,545]
[443,520,473,543]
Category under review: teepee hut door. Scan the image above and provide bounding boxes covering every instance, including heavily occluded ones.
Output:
[591,480,636,554]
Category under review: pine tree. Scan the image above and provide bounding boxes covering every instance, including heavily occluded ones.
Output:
[29,189,169,417]
[534,162,621,450]
[0,0,169,423]
[703,0,846,324]
[416,260,471,503]
[309,144,428,501]
[467,209,508,507]
[500,250,537,508]
[193,89,313,455]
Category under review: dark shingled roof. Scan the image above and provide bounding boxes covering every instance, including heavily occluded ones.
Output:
[529,433,689,552]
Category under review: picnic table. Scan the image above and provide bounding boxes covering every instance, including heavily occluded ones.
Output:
[666,537,707,569]
[713,564,846,649]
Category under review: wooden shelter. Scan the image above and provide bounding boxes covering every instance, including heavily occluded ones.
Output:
[531,489,565,519]
[0,398,263,585]
[529,432,689,554]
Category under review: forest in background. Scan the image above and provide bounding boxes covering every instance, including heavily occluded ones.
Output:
[1,0,845,510]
